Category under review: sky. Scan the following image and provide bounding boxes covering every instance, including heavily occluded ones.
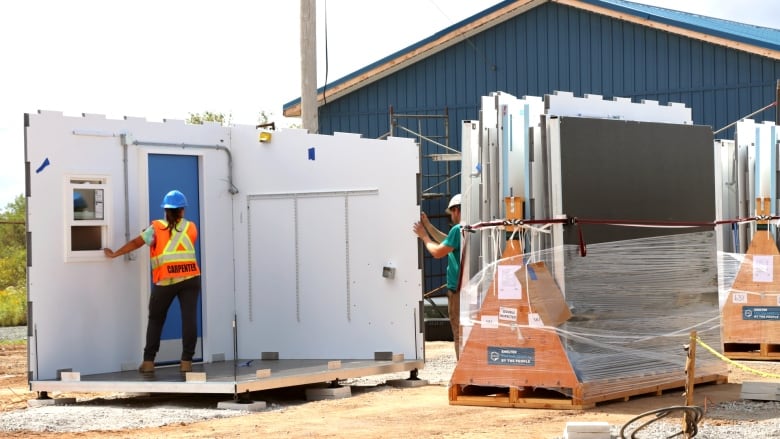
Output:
[1,0,778,208]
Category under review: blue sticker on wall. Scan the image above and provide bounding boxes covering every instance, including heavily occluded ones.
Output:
[35,157,50,173]
[308,147,315,160]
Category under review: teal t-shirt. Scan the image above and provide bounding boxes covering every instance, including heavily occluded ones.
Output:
[441,224,462,292]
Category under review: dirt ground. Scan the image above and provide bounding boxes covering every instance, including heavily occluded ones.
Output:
[1,341,779,438]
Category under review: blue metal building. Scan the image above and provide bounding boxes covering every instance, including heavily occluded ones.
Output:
[284,0,780,294]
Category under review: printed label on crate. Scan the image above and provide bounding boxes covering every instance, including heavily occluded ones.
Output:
[481,315,499,329]
[732,292,748,304]
[742,306,780,320]
[487,346,535,366]
[498,306,517,322]
[753,255,774,282]
[498,265,522,300]
[528,312,544,327]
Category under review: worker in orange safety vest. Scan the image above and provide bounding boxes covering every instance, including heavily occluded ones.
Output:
[104,189,201,374]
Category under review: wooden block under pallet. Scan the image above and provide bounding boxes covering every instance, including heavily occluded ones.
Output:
[450,384,588,410]
[723,342,780,361]
[449,372,728,410]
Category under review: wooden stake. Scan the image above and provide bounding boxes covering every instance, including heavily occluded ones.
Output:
[682,330,697,439]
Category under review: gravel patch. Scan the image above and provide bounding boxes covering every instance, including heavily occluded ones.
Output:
[0,402,249,433]
[0,326,26,342]
[601,400,780,438]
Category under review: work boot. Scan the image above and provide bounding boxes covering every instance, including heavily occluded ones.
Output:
[180,360,192,373]
[138,361,155,374]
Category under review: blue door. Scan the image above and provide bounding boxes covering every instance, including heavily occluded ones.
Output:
[148,154,203,363]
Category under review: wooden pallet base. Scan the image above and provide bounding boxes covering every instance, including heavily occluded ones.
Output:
[448,373,728,410]
[724,342,780,361]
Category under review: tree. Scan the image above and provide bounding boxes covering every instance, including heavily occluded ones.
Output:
[187,111,231,126]
[0,195,25,290]
[0,195,25,251]
[0,247,25,291]
[257,111,271,125]
[0,194,27,326]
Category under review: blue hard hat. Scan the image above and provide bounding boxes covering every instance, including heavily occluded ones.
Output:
[161,190,188,208]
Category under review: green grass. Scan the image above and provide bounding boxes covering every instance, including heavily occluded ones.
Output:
[0,287,27,327]
[0,338,25,346]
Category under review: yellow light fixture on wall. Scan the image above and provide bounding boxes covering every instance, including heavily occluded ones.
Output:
[258,131,272,143]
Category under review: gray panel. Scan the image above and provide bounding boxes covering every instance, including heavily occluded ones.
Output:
[558,117,715,244]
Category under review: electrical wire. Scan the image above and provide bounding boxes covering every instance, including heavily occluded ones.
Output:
[619,405,704,438]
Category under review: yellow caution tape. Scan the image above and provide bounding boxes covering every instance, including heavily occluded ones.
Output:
[695,336,780,379]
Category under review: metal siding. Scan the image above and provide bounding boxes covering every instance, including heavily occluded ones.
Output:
[542,8,557,90]
[473,35,486,100]
[438,53,451,110]
[657,32,669,93]
[361,88,370,130]
[540,11,556,94]
[714,48,728,131]
[431,55,441,109]
[610,19,623,94]
[580,11,592,93]
[501,24,513,93]
[667,34,680,98]
[623,22,635,93]
[679,37,692,90]
[482,27,496,93]
[453,44,465,107]
[420,62,431,110]
[526,13,539,94]
[367,85,377,136]
[599,16,611,94]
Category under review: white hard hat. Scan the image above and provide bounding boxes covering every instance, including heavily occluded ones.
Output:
[446,194,462,211]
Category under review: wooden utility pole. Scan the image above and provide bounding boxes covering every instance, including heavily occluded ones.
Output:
[300,0,318,134]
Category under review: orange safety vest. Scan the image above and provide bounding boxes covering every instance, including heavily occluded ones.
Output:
[149,219,201,284]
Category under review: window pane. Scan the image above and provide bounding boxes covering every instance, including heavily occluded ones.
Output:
[71,226,102,251]
[73,189,104,220]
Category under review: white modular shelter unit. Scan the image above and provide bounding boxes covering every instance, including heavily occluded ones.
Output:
[25,111,423,394]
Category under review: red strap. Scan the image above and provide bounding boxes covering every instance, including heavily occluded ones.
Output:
[577,221,587,257]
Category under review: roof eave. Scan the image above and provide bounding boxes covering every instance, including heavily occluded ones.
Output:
[557,0,780,60]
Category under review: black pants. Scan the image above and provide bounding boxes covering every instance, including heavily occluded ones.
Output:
[144,276,201,362]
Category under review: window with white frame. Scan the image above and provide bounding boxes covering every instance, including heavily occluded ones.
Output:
[66,176,108,260]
